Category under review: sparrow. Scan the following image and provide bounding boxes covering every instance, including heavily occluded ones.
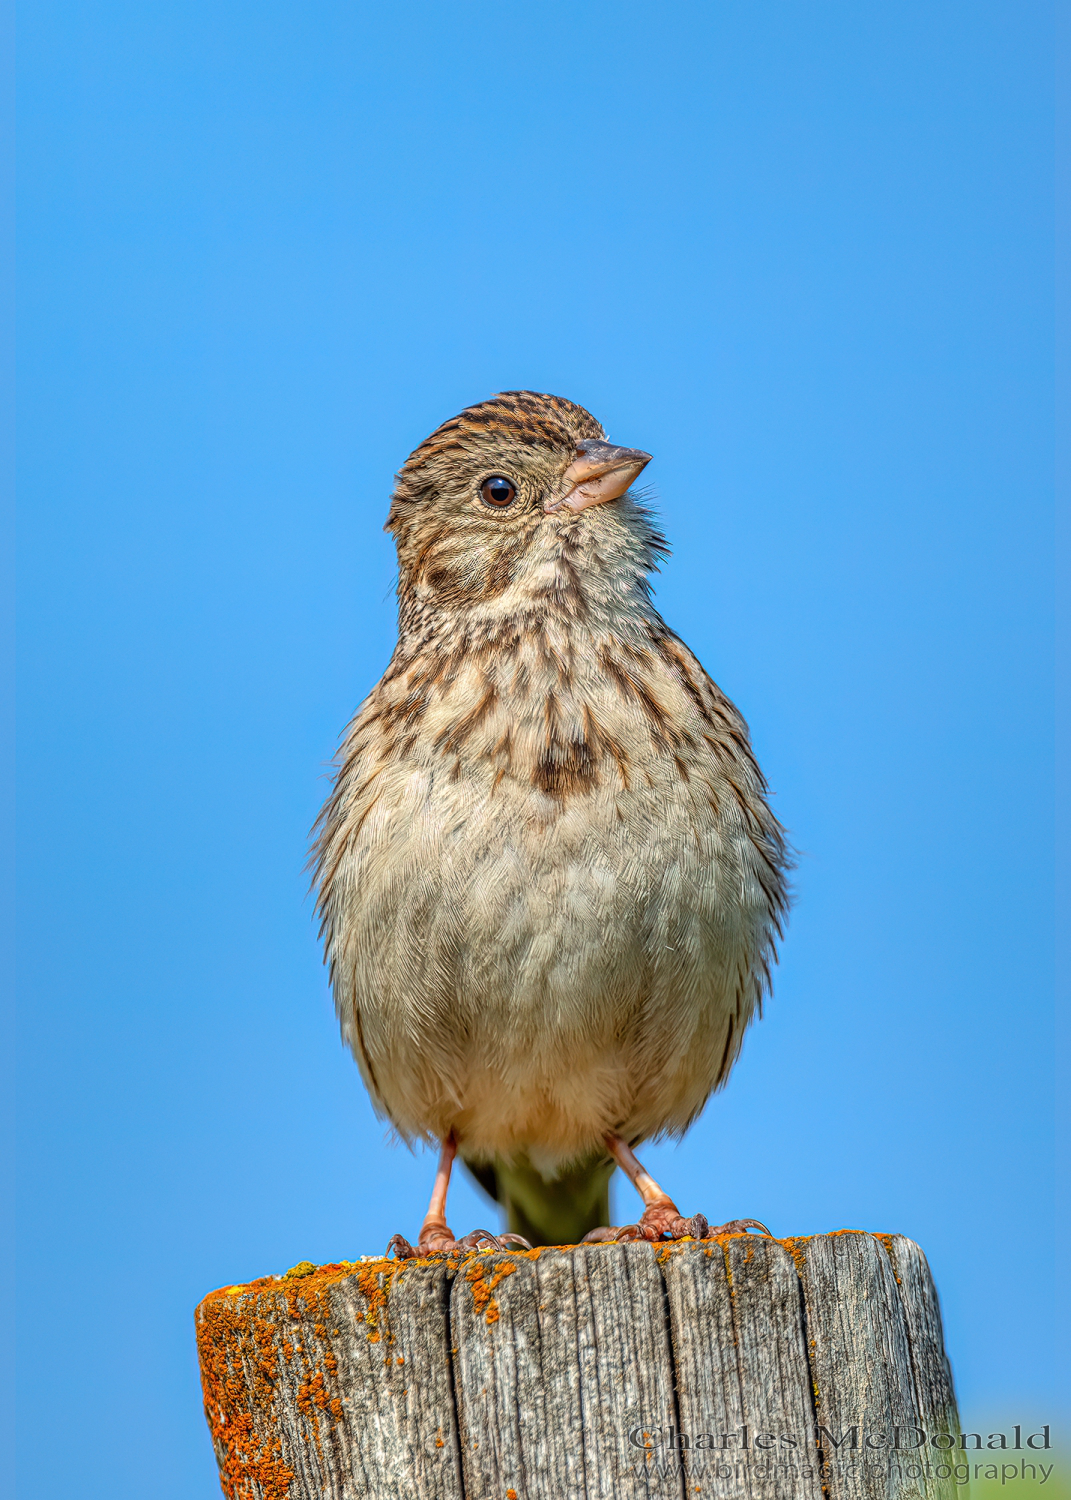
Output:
[312,391,790,1254]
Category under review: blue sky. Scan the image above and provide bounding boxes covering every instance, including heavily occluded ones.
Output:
[17,3,1055,1495]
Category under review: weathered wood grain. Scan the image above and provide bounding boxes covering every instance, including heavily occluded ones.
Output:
[450,1244,682,1499]
[793,1232,959,1500]
[659,1238,757,1500]
[659,1236,826,1500]
[885,1236,958,1441]
[196,1232,959,1500]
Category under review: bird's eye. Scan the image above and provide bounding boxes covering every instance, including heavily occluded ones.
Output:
[480,476,517,509]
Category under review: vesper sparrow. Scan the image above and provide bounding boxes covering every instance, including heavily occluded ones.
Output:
[313,392,790,1253]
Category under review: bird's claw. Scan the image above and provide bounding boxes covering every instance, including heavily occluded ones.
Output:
[581,1223,646,1244]
[451,1229,533,1253]
[387,1228,533,1260]
[703,1217,773,1238]
[580,1213,773,1246]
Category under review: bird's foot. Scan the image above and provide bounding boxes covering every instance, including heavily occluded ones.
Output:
[387,1228,533,1260]
[385,1134,534,1258]
[581,1211,772,1245]
[586,1133,773,1245]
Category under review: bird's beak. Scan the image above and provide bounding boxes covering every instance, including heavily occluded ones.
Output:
[544,438,652,515]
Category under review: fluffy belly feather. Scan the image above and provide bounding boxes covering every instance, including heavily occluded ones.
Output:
[327,749,773,1172]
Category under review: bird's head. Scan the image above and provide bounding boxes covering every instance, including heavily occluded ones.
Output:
[386,391,662,628]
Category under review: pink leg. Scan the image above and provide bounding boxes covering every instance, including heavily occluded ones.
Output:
[414,1133,459,1251]
[387,1133,533,1259]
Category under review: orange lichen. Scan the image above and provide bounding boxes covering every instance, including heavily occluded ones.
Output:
[465,1258,517,1324]
[196,1288,297,1500]
[196,1263,364,1497]
[296,1370,333,1417]
[354,1259,402,1343]
[873,1233,903,1282]
[779,1236,810,1276]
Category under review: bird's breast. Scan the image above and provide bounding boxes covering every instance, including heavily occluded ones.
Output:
[380,626,722,809]
[314,621,786,1161]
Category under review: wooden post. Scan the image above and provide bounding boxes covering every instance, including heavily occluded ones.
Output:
[196,1231,960,1500]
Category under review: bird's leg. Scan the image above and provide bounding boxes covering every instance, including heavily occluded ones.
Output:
[606,1132,696,1240]
[387,1133,532,1259]
[581,1131,773,1244]
[417,1131,460,1251]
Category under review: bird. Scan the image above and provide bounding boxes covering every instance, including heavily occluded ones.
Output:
[312,390,790,1255]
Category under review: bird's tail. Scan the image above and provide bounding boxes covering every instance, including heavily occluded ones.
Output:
[463,1150,614,1248]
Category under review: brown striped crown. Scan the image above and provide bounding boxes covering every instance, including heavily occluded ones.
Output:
[398,391,606,477]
